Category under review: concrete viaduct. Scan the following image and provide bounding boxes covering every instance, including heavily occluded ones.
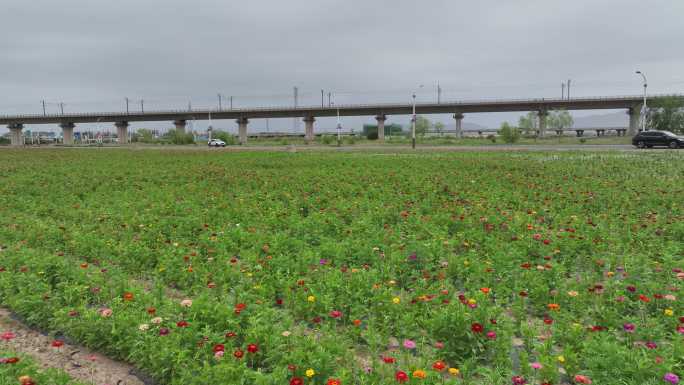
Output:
[1,94,673,146]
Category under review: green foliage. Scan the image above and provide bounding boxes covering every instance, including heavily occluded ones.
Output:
[648,96,684,133]
[165,129,195,145]
[362,125,379,140]
[547,109,574,129]
[320,135,334,145]
[434,122,445,135]
[136,129,157,143]
[0,351,87,384]
[498,122,521,143]
[414,116,431,136]
[518,112,538,134]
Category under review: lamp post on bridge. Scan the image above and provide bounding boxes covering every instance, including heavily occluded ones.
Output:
[635,70,648,131]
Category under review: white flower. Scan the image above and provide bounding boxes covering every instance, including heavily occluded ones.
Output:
[282,331,291,337]
[180,299,193,307]
[151,317,163,324]
[138,324,150,331]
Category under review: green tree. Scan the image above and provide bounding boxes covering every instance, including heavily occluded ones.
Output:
[498,122,521,143]
[547,110,574,129]
[136,129,156,143]
[648,96,684,133]
[414,116,431,137]
[434,121,445,136]
[518,112,537,134]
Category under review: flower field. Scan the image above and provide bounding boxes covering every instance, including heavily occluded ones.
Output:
[0,149,682,385]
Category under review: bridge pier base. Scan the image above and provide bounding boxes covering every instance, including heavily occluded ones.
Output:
[8,124,23,146]
[174,120,187,134]
[555,130,563,136]
[596,129,605,137]
[304,116,315,144]
[60,122,75,145]
[453,113,464,138]
[115,121,129,144]
[575,130,584,137]
[376,115,386,141]
[537,110,547,137]
[237,118,248,145]
[628,105,642,135]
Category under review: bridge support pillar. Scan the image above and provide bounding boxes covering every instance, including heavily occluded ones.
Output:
[376,115,386,141]
[453,113,464,138]
[174,120,187,134]
[628,105,642,135]
[115,121,129,144]
[304,116,315,144]
[537,110,548,137]
[237,118,248,145]
[60,122,75,145]
[7,123,23,146]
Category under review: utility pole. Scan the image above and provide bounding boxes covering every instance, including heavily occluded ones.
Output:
[230,96,233,110]
[218,94,223,110]
[321,89,324,108]
[41,100,46,116]
[437,82,441,104]
[140,99,144,113]
[328,92,331,107]
[59,102,64,115]
[125,97,130,114]
[188,101,192,111]
[561,83,565,99]
[567,79,571,99]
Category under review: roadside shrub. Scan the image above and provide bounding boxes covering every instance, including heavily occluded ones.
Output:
[486,134,497,143]
[165,129,195,145]
[498,122,521,143]
[212,131,237,145]
[344,135,357,145]
[320,135,334,145]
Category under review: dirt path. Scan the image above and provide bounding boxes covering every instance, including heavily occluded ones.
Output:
[0,308,149,385]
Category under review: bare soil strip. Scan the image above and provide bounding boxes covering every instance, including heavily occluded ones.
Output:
[0,308,148,385]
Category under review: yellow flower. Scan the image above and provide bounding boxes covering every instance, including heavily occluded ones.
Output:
[305,369,315,378]
[388,280,396,286]
[307,295,316,303]
[448,368,460,375]
[606,271,615,277]
[463,259,470,266]
[557,355,565,364]
[392,297,401,304]
[467,298,477,305]
[664,308,674,316]
[412,369,426,379]
[567,291,579,297]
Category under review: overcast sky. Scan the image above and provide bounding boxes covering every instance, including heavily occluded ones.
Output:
[2,0,683,133]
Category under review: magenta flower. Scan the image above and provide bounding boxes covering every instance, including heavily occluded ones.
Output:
[1,332,15,341]
[664,373,679,385]
[623,323,635,333]
[159,327,170,336]
[512,375,527,385]
[530,362,542,370]
[486,331,497,340]
[402,339,416,349]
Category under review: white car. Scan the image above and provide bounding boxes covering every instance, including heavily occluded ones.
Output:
[208,139,226,147]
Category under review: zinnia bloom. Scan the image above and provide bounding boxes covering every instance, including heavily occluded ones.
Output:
[290,378,303,385]
[623,323,635,333]
[471,323,484,333]
[663,373,679,384]
[395,371,409,383]
[412,369,426,379]
[122,292,134,301]
[329,310,343,318]
[305,368,315,378]
[382,356,396,364]
[432,361,446,371]
[327,379,341,385]
[512,376,527,385]
[180,299,193,307]
[158,328,170,336]
[213,344,225,353]
[402,339,416,349]
[234,349,244,359]
[1,332,15,341]
[247,344,258,353]
[574,374,592,384]
[51,340,64,348]
[176,320,189,328]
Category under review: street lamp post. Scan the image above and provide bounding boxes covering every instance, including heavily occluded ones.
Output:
[635,70,648,131]
[411,85,424,149]
[336,108,341,147]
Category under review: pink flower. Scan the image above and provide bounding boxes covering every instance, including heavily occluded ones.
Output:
[663,373,679,384]
[574,374,592,384]
[329,310,343,319]
[530,362,542,370]
[214,350,225,359]
[402,339,416,349]
[1,332,16,341]
[99,308,113,318]
[486,331,497,340]
[434,341,444,349]
[623,323,635,333]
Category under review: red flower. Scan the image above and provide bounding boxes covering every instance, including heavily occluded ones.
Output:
[247,343,258,353]
[327,379,342,385]
[147,307,156,315]
[638,294,650,303]
[432,361,446,371]
[176,320,189,328]
[519,291,528,297]
[290,377,304,385]
[6,357,19,364]
[471,323,484,333]
[288,364,297,371]
[51,340,64,348]
[212,344,225,353]
[395,370,409,383]
[158,327,170,336]
[236,303,247,310]
[233,349,244,359]
[543,317,554,325]
[276,298,283,306]
[225,331,236,338]
[329,310,343,318]
[383,356,396,364]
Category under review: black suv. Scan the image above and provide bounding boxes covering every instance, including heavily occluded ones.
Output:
[632,130,684,149]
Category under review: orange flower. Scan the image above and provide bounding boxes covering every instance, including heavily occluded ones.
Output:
[123,292,134,301]
[547,303,560,311]
[412,370,426,379]
[432,361,446,371]
[353,319,362,326]
[480,287,490,295]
